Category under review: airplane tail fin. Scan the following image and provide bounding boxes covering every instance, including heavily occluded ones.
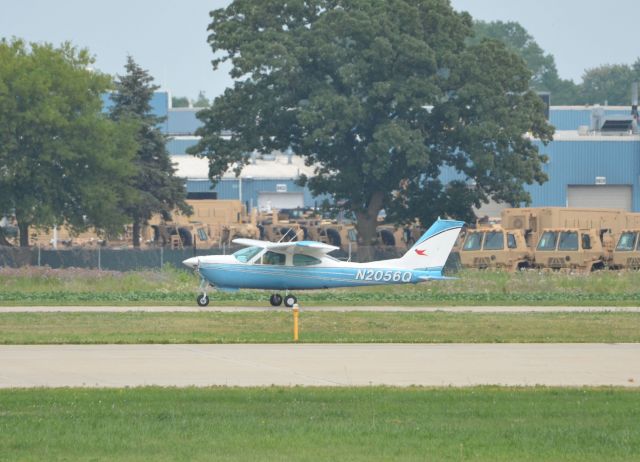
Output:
[396,219,465,270]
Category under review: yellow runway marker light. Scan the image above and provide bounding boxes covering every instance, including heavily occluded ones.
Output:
[293,303,299,342]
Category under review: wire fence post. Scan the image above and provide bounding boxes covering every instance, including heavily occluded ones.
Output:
[37,244,41,267]
[97,246,101,271]
[160,246,164,269]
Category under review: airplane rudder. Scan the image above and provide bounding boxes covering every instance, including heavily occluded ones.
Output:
[411,219,466,250]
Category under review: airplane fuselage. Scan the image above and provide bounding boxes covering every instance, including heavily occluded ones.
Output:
[196,256,444,291]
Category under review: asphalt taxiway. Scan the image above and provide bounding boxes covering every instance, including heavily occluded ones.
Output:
[1,343,638,388]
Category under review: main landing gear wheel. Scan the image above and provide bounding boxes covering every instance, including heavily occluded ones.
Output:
[269,294,283,307]
[197,294,209,307]
[284,295,297,308]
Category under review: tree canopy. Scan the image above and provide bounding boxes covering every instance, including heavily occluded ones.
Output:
[192,91,210,108]
[191,0,553,256]
[472,20,640,106]
[471,20,580,105]
[109,56,191,247]
[579,60,640,105]
[0,38,137,246]
[171,96,190,108]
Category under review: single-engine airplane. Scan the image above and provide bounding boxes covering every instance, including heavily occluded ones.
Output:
[183,218,465,307]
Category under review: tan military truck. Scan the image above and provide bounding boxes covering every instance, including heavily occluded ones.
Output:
[502,207,626,248]
[459,226,532,270]
[609,213,640,269]
[258,212,305,242]
[532,228,607,272]
[610,230,640,269]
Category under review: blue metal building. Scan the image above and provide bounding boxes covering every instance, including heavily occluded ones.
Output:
[150,92,640,213]
[528,106,640,212]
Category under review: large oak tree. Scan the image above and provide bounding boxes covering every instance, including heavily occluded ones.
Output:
[191,0,554,258]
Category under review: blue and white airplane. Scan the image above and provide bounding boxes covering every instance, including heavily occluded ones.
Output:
[183,218,465,307]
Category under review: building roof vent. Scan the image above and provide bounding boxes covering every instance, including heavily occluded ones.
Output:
[599,116,634,134]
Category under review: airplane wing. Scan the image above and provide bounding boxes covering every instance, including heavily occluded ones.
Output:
[232,238,339,255]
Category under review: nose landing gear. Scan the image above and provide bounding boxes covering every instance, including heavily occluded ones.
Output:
[196,276,210,306]
[269,294,283,306]
[283,294,297,307]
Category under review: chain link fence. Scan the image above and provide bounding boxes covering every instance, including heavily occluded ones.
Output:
[0,245,460,272]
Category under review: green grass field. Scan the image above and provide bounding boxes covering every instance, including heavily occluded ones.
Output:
[1,387,638,461]
[2,266,640,306]
[1,311,639,344]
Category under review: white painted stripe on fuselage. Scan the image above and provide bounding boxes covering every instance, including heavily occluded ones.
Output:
[197,264,440,289]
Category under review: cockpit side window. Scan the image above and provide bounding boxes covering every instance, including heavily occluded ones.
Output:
[262,251,286,265]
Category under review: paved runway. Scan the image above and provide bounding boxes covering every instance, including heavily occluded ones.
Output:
[2,305,639,313]
[1,343,638,388]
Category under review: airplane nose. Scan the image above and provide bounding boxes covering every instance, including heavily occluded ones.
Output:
[182,257,198,269]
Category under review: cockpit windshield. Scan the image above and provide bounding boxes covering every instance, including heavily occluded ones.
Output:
[233,246,262,263]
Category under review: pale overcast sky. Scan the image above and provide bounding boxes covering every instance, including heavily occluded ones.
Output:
[1,0,638,99]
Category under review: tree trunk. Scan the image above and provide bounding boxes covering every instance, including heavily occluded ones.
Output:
[18,222,29,248]
[132,218,141,248]
[354,191,384,263]
[0,229,12,247]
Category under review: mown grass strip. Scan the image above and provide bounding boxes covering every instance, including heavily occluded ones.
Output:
[3,290,640,306]
[2,311,639,344]
[3,267,640,306]
[1,387,638,461]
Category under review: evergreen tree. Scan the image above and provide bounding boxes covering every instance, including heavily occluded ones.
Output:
[109,56,191,247]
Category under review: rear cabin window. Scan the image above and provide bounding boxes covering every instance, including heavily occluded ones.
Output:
[483,231,504,250]
[463,233,483,251]
[293,254,321,266]
[537,231,558,251]
[616,232,638,251]
[558,231,579,251]
[507,233,517,249]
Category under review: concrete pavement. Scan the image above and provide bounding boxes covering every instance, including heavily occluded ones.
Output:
[1,343,638,388]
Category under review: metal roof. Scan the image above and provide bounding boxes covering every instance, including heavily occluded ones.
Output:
[173,153,317,180]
